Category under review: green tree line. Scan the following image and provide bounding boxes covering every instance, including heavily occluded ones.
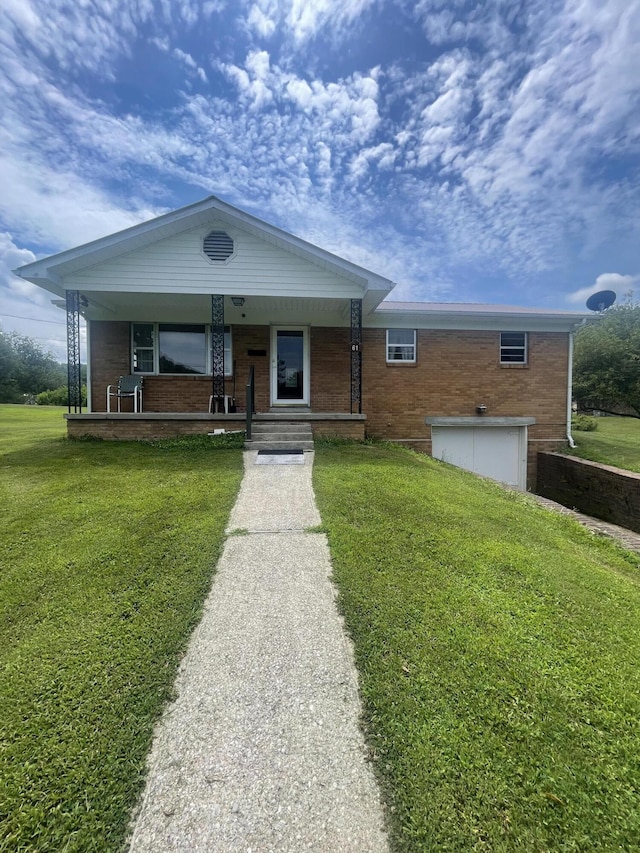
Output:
[0,328,85,405]
[573,298,640,418]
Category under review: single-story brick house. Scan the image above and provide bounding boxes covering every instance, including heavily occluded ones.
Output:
[14,195,589,489]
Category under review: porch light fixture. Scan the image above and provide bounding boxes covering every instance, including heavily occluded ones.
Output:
[231,297,245,307]
[476,404,487,415]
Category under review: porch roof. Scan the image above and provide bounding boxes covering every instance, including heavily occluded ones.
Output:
[52,292,361,326]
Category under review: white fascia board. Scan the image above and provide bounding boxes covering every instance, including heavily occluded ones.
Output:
[369,307,592,332]
[12,267,64,297]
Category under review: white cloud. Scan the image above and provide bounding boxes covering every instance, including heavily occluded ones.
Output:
[174,48,197,68]
[0,111,163,250]
[0,233,71,359]
[247,4,276,37]
[567,273,638,305]
[285,0,377,43]
[286,78,314,109]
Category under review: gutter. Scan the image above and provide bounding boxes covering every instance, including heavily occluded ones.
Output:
[567,319,587,449]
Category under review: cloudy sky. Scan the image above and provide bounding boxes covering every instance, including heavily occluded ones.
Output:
[1,0,639,359]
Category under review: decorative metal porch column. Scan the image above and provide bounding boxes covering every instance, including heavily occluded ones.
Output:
[350,298,362,415]
[211,295,225,408]
[66,289,82,413]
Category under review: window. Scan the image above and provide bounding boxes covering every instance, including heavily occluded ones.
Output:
[386,329,416,363]
[132,323,154,373]
[132,324,232,375]
[159,324,207,374]
[500,332,527,364]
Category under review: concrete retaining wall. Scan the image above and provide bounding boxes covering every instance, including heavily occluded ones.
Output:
[537,452,640,534]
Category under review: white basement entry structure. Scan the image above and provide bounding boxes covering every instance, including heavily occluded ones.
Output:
[427,418,536,490]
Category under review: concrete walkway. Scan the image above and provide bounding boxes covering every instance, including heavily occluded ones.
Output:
[128,451,389,852]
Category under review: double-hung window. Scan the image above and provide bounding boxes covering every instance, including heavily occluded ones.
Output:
[386,329,416,363]
[132,324,154,373]
[132,323,232,375]
[500,332,527,364]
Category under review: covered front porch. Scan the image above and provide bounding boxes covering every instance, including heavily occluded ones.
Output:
[64,291,369,439]
[15,195,394,439]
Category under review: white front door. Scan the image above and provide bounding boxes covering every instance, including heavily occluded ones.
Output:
[271,327,310,406]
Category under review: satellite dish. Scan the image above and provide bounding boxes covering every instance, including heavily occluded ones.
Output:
[586,290,616,312]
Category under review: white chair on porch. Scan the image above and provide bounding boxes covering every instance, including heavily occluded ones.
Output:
[208,394,233,414]
[107,375,144,413]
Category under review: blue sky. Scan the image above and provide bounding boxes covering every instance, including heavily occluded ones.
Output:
[1,0,639,359]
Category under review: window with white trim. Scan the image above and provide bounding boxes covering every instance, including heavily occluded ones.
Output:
[500,332,527,364]
[386,329,416,363]
[132,323,154,373]
[132,323,232,375]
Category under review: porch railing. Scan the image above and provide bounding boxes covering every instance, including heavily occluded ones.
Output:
[246,365,255,440]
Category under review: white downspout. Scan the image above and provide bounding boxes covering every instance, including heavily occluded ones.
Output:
[567,319,587,450]
[567,330,576,449]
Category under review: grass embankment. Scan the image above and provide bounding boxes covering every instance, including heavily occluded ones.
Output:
[314,441,640,851]
[0,406,243,851]
[570,416,640,472]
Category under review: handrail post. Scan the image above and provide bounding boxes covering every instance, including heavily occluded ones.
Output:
[246,365,254,440]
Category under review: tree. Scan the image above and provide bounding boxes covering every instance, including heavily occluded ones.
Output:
[0,329,66,403]
[573,299,640,418]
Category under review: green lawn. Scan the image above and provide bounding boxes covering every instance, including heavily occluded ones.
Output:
[570,416,640,472]
[313,441,640,852]
[0,406,243,852]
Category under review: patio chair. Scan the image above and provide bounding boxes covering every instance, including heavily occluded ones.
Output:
[106,375,143,413]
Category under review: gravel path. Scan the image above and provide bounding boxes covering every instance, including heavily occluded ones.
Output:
[128,450,389,852]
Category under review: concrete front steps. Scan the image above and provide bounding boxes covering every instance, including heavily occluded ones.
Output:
[245,421,314,452]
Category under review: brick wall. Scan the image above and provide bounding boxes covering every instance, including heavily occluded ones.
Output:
[311,421,364,440]
[90,321,131,410]
[66,416,244,440]
[537,452,640,533]
[311,327,351,411]
[361,328,569,486]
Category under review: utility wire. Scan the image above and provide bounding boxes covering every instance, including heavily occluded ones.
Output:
[0,313,67,325]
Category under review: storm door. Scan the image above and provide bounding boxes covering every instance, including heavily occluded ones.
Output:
[271,327,309,405]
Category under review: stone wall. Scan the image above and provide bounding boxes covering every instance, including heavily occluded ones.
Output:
[537,452,640,533]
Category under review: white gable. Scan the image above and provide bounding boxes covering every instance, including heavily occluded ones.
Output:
[64,220,364,300]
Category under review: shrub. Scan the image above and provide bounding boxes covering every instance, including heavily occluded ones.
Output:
[36,385,87,406]
[572,414,598,431]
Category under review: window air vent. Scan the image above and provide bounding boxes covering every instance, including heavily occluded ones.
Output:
[203,230,234,262]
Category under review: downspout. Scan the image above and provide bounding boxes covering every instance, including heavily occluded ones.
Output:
[567,319,587,449]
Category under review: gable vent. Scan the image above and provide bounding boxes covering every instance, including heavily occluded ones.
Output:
[203,230,234,262]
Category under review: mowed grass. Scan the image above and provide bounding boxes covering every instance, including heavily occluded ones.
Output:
[0,406,243,852]
[313,441,640,851]
[570,416,640,472]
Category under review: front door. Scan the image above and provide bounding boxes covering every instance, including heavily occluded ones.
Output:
[271,327,309,406]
